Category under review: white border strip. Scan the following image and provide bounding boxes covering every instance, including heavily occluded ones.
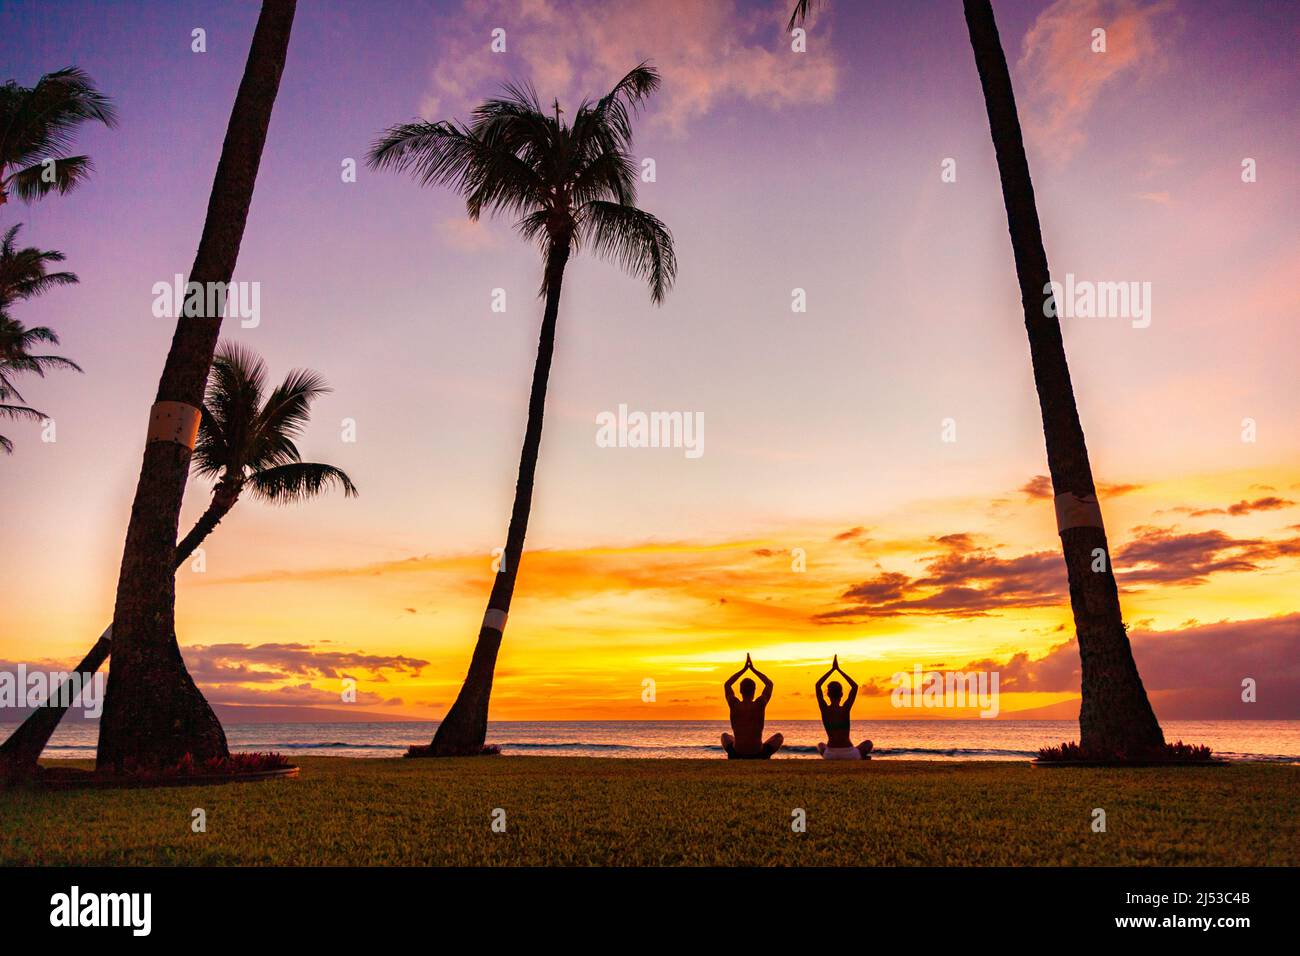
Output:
[1054,491,1104,532]
[147,401,202,450]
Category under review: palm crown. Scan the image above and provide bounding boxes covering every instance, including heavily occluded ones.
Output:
[367,63,676,302]
[193,342,357,503]
[0,67,118,207]
[0,223,82,452]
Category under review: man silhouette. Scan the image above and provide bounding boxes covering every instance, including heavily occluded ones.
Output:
[721,654,784,759]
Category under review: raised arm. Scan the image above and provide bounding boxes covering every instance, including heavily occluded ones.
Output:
[815,662,835,707]
[839,663,859,709]
[751,662,775,704]
[723,659,749,704]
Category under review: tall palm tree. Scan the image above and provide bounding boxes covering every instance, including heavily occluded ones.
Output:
[1,341,355,778]
[0,223,81,452]
[0,66,117,211]
[960,0,1163,757]
[368,64,676,756]
[96,0,297,771]
[788,0,1167,757]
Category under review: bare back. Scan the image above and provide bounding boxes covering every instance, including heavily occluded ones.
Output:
[727,698,767,754]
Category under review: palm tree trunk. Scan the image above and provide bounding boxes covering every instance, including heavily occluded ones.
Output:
[96,0,296,771]
[962,0,1164,757]
[427,239,572,756]
[174,477,243,563]
[0,480,245,779]
[0,627,111,781]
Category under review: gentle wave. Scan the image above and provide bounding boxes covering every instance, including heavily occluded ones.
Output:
[32,720,1300,762]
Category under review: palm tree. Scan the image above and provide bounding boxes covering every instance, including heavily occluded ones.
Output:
[96,0,297,771]
[0,66,117,211]
[368,64,676,756]
[788,0,1167,758]
[0,223,81,452]
[0,322,79,453]
[1,341,355,778]
[960,0,1163,757]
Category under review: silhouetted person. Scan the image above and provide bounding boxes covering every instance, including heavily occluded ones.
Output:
[722,654,784,759]
[815,655,873,760]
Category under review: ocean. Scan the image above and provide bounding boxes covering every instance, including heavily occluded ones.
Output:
[34,719,1300,761]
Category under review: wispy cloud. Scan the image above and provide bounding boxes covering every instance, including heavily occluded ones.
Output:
[436,216,502,252]
[1018,0,1179,163]
[414,0,838,133]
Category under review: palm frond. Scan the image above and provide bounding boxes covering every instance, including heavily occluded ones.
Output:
[0,401,44,422]
[0,400,46,451]
[4,156,95,202]
[0,352,82,377]
[247,461,358,504]
[0,68,116,191]
[367,119,545,222]
[787,0,822,31]
[191,404,230,479]
[251,367,331,468]
[203,341,268,473]
[0,224,80,308]
[578,200,677,304]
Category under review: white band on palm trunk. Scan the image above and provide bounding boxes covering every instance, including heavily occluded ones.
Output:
[483,608,508,632]
[1054,491,1104,532]
[147,401,202,449]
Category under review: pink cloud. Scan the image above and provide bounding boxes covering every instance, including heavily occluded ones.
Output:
[415,0,838,133]
[1018,0,1179,163]
[437,216,502,252]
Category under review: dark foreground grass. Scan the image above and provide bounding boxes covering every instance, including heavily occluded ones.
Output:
[3,757,1295,866]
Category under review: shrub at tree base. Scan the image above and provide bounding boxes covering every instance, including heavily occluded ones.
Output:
[1036,740,1217,763]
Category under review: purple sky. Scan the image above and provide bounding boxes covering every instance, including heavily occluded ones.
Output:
[2,0,1296,719]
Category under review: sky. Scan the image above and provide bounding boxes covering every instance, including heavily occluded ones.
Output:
[1,0,1297,724]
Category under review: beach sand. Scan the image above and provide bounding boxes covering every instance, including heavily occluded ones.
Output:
[3,757,1295,866]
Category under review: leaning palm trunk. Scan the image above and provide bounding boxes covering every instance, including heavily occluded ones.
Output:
[962,0,1163,756]
[428,241,571,756]
[0,484,243,778]
[96,0,296,771]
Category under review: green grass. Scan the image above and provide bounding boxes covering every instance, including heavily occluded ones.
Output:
[2,757,1295,866]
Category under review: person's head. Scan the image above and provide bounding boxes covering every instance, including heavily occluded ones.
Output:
[827,680,843,703]
[739,677,756,701]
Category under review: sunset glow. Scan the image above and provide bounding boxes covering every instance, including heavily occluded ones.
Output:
[2,0,1296,725]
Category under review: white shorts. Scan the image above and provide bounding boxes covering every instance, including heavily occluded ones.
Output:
[821,746,863,760]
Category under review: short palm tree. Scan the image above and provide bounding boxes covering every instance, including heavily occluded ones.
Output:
[181,340,358,558]
[0,66,117,210]
[0,223,82,453]
[789,0,1168,758]
[1,340,355,778]
[368,63,677,755]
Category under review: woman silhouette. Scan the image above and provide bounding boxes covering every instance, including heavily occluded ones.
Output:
[815,656,873,759]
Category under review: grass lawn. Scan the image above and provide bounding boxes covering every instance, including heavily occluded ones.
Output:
[3,757,1295,866]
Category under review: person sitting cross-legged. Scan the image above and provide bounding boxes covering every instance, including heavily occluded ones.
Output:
[815,655,873,760]
[721,654,784,759]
